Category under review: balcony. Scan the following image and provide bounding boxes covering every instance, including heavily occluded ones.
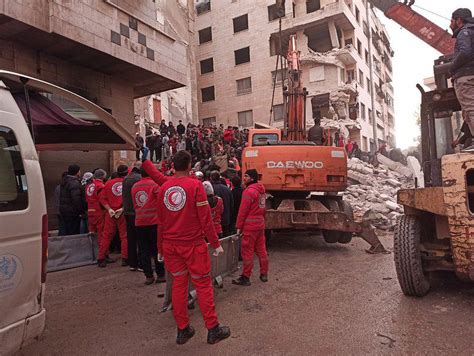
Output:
[336,44,358,65]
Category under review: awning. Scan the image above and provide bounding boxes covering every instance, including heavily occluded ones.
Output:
[0,70,135,151]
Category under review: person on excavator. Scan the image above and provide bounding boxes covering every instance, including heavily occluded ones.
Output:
[308,117,326,146]
[450,8,474,150]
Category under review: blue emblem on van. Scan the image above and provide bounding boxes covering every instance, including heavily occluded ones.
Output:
[0,254,23,294]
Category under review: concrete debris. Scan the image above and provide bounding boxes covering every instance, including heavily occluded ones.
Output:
[320,117,361,138]
[300,47,344,67]
[345,157,418,230]
[377,153,413,178]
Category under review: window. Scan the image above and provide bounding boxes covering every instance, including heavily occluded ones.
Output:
[198,27,212,44]
[340,68,346,83]
[367,78,371,93]
[196,0,211,15]
[233,14,248,33]
[269,36,287,56]
[347,69,355,83]
[360,103,366,120]
[310,66,325,82]
[355,6,360,23]
[236,77,252,95]
[357,40,362,55]
[202,117,216,127]
[273,104,285,122]
[368,108,372,123]
[358,69,364,87]
[344,38,353,46]
[362,135,368,151]
[271,69,287,85]
[0,126,28,212]
[268,4,284,21]
[365,49,369,65]
[234,47,250,65]
[238,110,253,127]
[253,133,279,145]
[201,86,215,102]
[363,21,369,37]
[200,58,214,74]
[306,0,321,13]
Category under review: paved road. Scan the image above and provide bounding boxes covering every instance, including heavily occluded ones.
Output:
[19,233,474,355]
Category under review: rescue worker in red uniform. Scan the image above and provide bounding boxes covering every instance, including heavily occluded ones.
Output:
[142,148,230,345]
[203,181,224,239]
[86,169,107,246]
[232,169,269,286]
[132,166,165,285]
[98,165,129,267]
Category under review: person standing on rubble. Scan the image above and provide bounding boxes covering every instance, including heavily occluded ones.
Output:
[141,148,231,345]
[98,165,129,267]
[308,117,326,145]
[232,169,269,286]
[450,8,474,148]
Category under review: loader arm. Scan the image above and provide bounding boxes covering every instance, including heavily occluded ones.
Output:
[369,0,455,55]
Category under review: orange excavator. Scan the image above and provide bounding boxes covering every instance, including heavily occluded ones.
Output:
[241,31,387,253]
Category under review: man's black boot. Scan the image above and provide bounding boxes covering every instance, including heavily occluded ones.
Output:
[232,276,251,286]
[207,325,231,344]
[121,258,128,267]
[97,259,106,268]
[259,274,268,282]
[176,325,195,345]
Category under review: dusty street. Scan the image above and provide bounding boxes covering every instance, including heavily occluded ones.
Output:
[19,233,473,355]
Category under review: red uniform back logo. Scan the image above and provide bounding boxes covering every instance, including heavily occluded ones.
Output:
[135,190,148,207]
[164,186,186,212]
[86,184,95,197]
[111,182,122,196]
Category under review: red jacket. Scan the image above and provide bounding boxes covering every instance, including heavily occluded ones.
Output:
[223,129,234,142]
[100,177,124,210]
[132,177,160,226]
[85,179,105,216]
[236,183,266,232]
[210,196,224,234]
[156,175,220,253]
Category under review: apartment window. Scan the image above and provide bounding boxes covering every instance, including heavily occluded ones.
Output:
[273,104,285,122]
[198,27,212,44]
[347,69,355,83]
[357,40,362,56]
[362,135,368,151]
[202,116,216,127]
[200,58,214,74]
[201,86,215,102]
[233,14,248,33]
[368,108,372,123]
[344,38,353,46]
[238,110,253,127]
[355,6,360,23]
[358,69,364,87]
[360,103,366,120]
[367,78,371,93]
[234,47,250,65]
[268,4,284,21]
[196,0,211,15]
[310,66,325,82]
[340,68,346,83]
[271,69,287,85]
[365,49,369,65]
[236,77,252,95]
[306,0,321,13]
[363,21,369,37]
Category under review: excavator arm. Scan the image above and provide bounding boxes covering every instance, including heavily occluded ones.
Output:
[369,0,455,55]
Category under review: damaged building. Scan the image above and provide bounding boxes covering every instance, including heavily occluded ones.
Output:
[194,0,396,150]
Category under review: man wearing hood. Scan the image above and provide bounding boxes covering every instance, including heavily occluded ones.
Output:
[59,164,86,235]
[232,169,269,286]
[450,8,474,145]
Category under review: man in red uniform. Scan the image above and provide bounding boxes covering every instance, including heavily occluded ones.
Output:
[233,169,269,286]
[86,169,107,248]
[98,165,129,267]
[203,181,224,239]
[142,149,230,345]
[132,166,165,285]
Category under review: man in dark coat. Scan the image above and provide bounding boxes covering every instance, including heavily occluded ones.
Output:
[177,120,186,136]
[210,171,234,237]
[59,164,86,235]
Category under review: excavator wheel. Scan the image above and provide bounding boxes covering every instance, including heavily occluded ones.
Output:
[322,199,340,244]
[394,215,430,297]
[337,200,354,244]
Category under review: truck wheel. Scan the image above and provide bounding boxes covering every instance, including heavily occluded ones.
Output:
[394,215,430,297]
[322,199,340,243]
[337,201,353,244]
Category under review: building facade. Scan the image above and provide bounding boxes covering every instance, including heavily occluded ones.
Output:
[194,0,396,151]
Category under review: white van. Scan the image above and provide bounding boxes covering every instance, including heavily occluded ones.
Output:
[0,71,135,355]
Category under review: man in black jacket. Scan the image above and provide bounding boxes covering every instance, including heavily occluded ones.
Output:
[210,171,234,237]
[450,8,474,143]
[59,164,86,235]
[177,120,186,136]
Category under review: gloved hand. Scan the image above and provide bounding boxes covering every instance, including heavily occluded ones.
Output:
[108,208,116,218]
[157,254,164,263]
[141,146,150,162]
[114,208,124,218]
[213,245,224,257]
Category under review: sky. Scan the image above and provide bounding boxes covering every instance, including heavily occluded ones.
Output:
[375,0,472,149]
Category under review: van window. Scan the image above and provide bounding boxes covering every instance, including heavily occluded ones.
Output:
[0,126,28,212]
[252,133,279,146]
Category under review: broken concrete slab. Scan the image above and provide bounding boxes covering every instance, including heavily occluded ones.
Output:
[377,154,413,178]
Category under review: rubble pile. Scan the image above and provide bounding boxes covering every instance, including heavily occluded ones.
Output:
[344,155,419,230]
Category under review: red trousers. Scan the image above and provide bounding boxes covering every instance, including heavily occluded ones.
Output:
[99,214,127,260]
[88,214,104,245]
[163,242,219,330]
[241,229,269,278]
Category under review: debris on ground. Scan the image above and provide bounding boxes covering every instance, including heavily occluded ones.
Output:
[344,154,422,230]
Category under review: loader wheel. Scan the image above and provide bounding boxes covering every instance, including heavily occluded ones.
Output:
[394,215,430,297]
[322,199,340,243]
[337,201,354,244]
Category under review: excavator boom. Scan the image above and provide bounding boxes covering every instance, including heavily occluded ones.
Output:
[369,0,455,55]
